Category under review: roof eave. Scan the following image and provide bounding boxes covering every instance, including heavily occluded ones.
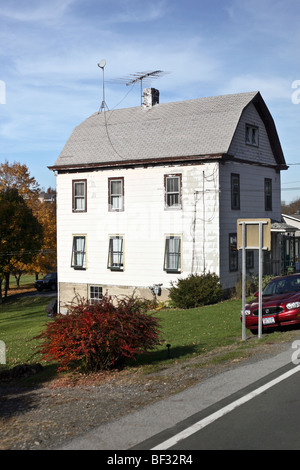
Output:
[48,153,225,172]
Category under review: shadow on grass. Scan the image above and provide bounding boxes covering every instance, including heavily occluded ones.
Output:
[127,344,199,368]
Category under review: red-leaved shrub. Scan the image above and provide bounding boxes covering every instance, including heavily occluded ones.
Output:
[35,295,161,372]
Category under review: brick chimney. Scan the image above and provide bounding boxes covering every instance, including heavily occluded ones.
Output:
[142,88,159,108]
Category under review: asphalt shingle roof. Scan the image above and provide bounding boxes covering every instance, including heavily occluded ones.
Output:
[52,91,277,168]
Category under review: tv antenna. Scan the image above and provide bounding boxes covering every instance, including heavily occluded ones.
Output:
[112,70,169,106]
[98,59,109,112]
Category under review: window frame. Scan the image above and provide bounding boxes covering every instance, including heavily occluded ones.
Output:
[229,233,238,272]
[245,124,259,147]
[72,179,87,212]
[71,235,87,270]
[89,285,103,304]
[231,173,240,210]
[107,235,124,271]
[164,235,182,273]
[164,174,182,210]
[265,178,272,211]
[108,177,124,212]
[246,250,254,270]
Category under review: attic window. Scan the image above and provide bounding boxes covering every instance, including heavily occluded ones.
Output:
[245,124,259,147]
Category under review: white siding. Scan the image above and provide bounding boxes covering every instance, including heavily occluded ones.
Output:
[56,162,220,304]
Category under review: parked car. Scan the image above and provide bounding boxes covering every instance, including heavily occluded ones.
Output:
[35,273,57,292]
[242,274,300,334]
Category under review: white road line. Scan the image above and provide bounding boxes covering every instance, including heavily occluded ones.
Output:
[151,364,300,450]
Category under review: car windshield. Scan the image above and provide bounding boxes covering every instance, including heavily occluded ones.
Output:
[263,276,300,295]
[44,274,55,280]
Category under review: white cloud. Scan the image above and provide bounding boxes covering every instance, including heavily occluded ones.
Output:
[218,75,292,102]
[0,0,75,23]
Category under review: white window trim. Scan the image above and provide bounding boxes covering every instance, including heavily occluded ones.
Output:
[89,285,103,304]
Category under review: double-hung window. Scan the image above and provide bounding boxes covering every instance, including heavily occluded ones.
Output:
[72,180,87,212]
[245,124,259,147]
[265,178,272,211]
[71,235,86,269]
[229,233,238,272]
[164,236,181,272]
[231,173,240,210]
[165,175,182,209]
[108,236,124,271]
[109,177,124,211]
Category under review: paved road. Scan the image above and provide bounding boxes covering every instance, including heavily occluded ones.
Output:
[139,362,300,450]
[59,339,300,451]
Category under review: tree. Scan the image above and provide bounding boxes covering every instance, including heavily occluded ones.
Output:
[26,199,57,276]
[0,188,42,301]
[0,161,57,283]
[0,160,40,207]
[282,198,300,215]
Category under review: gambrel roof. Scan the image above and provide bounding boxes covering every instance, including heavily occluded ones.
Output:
[50,91,286,171]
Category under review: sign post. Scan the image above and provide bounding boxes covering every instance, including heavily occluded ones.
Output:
[237,219,271,340]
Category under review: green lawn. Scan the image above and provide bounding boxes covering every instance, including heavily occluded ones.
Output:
[0,296,52,367]
[1,295,296,380]
[0,296,245,370]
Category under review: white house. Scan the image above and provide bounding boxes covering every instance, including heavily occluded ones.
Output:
[50,89,288,310]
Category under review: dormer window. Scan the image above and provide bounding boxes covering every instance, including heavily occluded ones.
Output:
[245,124,259,147]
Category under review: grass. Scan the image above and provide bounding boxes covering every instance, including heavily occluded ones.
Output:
[1,294,299,383]
[0,296,52,368]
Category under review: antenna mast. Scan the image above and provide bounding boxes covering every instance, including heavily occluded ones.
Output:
[98,59,108,112]
[112,70,168,106]
[125,71,164,106]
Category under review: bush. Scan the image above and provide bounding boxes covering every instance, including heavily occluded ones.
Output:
[35,295,161,372]
[168,273,223,309]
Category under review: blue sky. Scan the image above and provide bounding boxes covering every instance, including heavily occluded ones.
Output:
[1,0,300,202]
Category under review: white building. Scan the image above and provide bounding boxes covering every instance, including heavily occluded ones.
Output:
[50,90,287,310]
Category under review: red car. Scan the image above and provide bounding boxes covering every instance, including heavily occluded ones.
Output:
[242,274,300,334]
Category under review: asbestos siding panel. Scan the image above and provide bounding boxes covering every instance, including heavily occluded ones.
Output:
[219,161,281,289]
[228,103,277,166]
[56,163,220,301]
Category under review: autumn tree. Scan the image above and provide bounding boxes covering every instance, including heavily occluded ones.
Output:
[0,188,42,301]
[0,160,40,208]
[26,199,57,276]
[0,161,57,284]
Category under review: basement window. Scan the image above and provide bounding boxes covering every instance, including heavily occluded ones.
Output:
[89,285,103,304]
